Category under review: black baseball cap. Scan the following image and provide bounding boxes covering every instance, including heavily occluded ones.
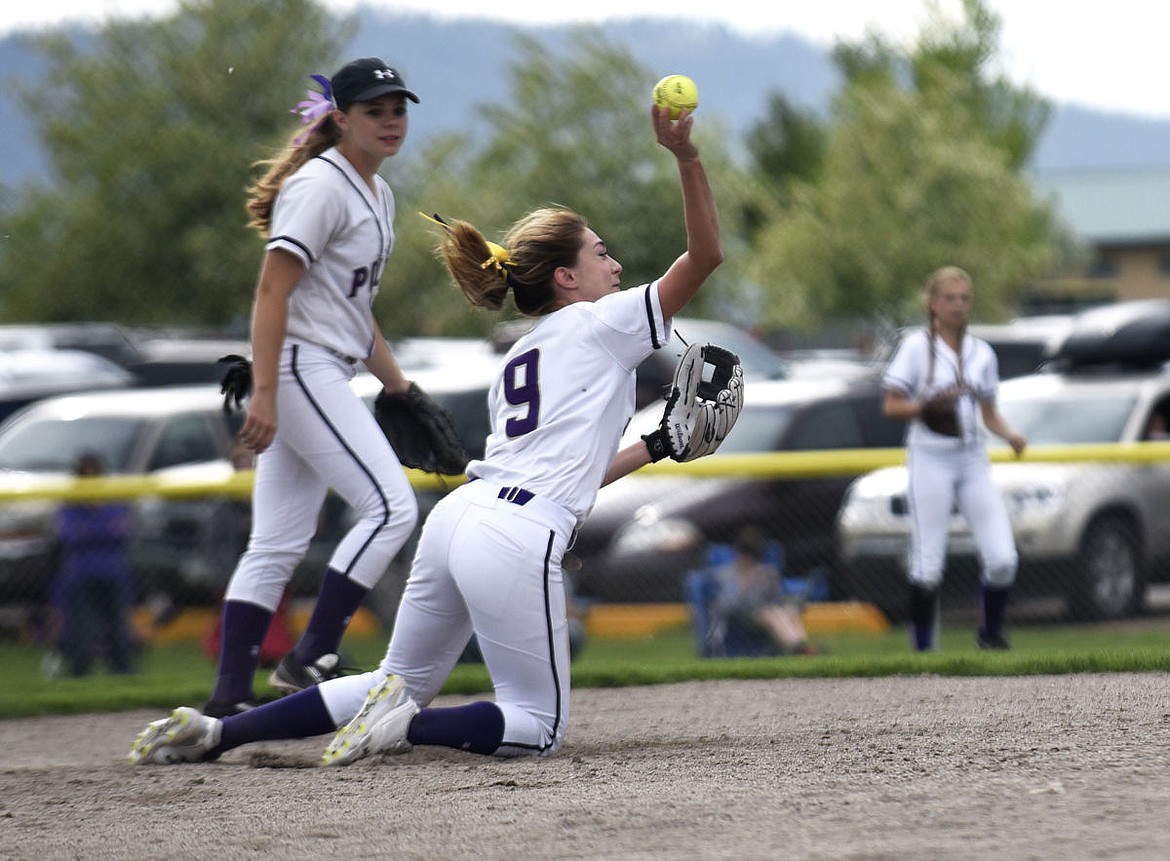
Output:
[330,58,420,110]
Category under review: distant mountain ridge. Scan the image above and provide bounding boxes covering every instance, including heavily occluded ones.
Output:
[2,11,1169,188]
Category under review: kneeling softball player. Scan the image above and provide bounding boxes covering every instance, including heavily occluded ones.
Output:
[130,92,742,765]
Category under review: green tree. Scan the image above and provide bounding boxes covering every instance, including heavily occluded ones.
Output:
[745,95,827,195]
[746,0,1060,330]
[0,0,349,324]
[740,93,827,243]
[375,28,753,336]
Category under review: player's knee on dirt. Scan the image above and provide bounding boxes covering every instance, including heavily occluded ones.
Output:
[492,700,566,757]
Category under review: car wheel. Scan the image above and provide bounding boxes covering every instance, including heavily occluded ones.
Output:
[1068,514,1146,621]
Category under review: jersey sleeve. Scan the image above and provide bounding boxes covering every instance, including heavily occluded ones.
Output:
[266,169,344,267]
[587,282,673,370]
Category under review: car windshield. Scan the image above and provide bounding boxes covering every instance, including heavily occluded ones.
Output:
[669,321,789,380]
[997,393,1136,444]
[623,401,797,454]
[0,416,146,472]
[714,404,796,453]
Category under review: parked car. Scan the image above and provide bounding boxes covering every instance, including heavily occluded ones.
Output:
[837,300,1170,622]
[0,385,243,603]
[126,336,252,387]
[777,348,881,382]
[569,374,906,604]
[967,314,1075,379]
[0,322,145,368]
[0,348,137,423]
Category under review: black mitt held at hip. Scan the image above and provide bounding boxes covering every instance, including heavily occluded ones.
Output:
[374,382,469,475]
[218,354,252,414]
[919,393,961,437]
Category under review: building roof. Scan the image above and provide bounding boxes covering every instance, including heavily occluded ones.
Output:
[1034,167,1170,246]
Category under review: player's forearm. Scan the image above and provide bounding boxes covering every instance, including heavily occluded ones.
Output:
[678,157,723,276]
[365,332,410,394]
[657,160,724,319]
[883,391,920,421]
[602,442,653,487]
[982,411,1018,443]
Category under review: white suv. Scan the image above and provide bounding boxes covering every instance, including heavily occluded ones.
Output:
[837,300,1170,622]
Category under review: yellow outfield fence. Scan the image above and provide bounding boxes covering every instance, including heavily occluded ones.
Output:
[5,440,1170,503]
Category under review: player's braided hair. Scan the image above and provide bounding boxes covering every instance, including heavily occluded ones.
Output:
[245,119,343,237]
[434,207,587,317]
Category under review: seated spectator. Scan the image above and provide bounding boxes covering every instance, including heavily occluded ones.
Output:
[685,527,816,658]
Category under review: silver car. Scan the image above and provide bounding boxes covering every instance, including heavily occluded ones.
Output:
[836,367,1170,621]
[0,385,243,603]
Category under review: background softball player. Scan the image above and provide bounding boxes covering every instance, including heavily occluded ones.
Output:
[882,266,1027,652]
[130,95,730,765]
[203,58,425,717]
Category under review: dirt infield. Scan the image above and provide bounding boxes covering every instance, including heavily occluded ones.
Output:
[2,673,1168,860]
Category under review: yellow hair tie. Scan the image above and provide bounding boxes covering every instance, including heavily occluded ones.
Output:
[481,241,511,281]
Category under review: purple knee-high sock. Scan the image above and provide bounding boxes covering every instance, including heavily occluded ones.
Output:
[295,568,368,664]
[210,600,273,704]
[909,584,938,652]
[407,702,505,755]
[980,585,1010,639]
[216,687,335,755]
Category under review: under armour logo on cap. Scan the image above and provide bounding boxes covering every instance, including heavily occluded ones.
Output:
[330,57,420,109]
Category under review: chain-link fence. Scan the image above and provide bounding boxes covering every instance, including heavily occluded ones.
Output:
[4,373,1169,650]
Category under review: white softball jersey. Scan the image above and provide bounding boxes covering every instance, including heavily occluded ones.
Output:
[266,147,394,361]
[883,327,1001,450]
[466,281,672,524]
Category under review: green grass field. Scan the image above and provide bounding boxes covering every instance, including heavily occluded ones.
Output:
[4,614,1170,720]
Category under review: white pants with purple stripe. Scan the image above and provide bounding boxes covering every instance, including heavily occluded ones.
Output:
[225,341,418,610]
[906,443,1017,589]
[320,479,577,757]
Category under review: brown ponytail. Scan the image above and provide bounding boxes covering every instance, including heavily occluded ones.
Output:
[432,207,588,318]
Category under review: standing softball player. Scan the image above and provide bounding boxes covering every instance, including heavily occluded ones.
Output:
[201,58,431,717]
[130,93,736,765]
[882,266,1027,652]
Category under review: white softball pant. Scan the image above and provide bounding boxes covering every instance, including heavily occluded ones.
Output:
[224,341,418,611]
[319,479,578,757]
[906,444,1017,590]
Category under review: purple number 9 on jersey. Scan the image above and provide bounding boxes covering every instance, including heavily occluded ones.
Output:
[504,349,541,437]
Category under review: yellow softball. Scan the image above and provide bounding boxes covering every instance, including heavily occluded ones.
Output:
[652,74,699,120]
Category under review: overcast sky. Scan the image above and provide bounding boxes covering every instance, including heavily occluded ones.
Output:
[3,0,1167,121]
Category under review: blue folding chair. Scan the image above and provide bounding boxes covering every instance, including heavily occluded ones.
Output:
[684,541,785,658]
